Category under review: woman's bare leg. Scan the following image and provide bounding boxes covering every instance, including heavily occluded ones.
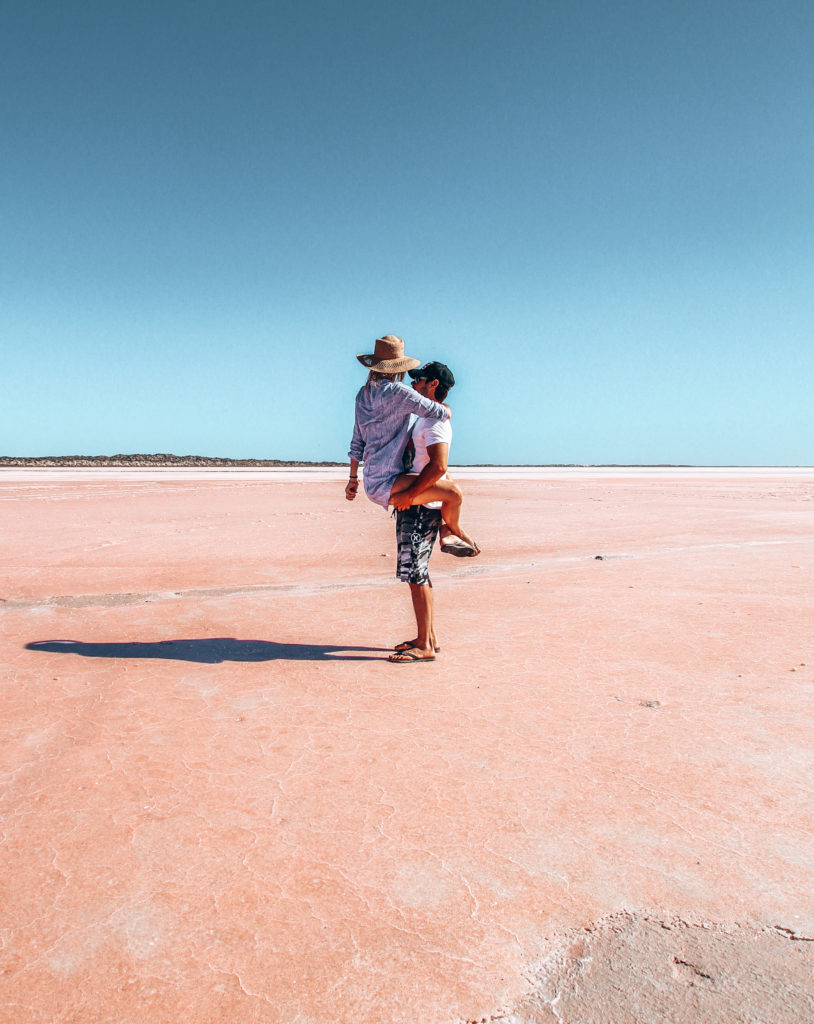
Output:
[438,472,454,546]
[389,475,479,552]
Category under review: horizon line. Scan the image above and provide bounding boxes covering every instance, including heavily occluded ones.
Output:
[1,456,812,470]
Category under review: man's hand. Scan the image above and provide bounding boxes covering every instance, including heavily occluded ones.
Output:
[345,478,359,501]
[390,489,414,511]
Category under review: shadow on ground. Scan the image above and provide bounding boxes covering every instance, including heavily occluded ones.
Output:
[25,638,391,663]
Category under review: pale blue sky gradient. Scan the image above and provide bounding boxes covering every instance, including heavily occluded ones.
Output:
[3,0,813,464]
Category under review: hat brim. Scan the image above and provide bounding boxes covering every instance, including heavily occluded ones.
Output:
[357,354,421,373]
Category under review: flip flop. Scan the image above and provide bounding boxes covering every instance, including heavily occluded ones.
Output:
[388,650,436,664]
[441,537,480,557]
[394,641,441,653]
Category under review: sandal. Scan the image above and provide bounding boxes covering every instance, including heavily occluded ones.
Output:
[441,537,480,557]
[388,649,436,664]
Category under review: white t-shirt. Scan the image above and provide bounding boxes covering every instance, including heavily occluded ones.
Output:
[410,415,452,508]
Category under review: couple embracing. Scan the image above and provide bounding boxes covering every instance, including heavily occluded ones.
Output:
[345,335,479,664]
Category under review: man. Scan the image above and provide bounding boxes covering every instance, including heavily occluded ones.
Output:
[388,361,477,664]
[346,336,475,551]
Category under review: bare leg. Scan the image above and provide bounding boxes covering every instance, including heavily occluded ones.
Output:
[410,583,433,652]
[389,475,479,552]
[394,581,438,652]
[389,583,436,662]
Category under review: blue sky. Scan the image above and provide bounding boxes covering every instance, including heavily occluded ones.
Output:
[3,0,812,464]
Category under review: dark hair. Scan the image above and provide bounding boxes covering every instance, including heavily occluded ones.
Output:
[435,383,450,402]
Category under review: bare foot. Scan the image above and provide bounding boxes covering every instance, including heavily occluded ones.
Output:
[441,536,480,557]
[394,639,441,653]
[438,518,478,552]
[449,526,478,550]
[388,647,436,663]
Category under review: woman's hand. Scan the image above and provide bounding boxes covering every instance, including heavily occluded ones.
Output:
[345,478,359,501]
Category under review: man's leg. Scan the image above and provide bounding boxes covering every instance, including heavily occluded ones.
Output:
[408,581,434,654]
[390,582,436,661]
[394,579,438,653]
[390,505,441,663]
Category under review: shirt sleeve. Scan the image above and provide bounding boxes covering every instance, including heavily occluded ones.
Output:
[423,419,452,446]
[389,381,450,420]
[348,403,365,462]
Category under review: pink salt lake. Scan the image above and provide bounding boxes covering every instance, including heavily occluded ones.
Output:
[2,467,813,1023]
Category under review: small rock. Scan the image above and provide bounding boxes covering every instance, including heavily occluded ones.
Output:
[595,555,605,560]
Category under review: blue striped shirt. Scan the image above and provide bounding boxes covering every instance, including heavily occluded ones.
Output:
[348,380,450,508]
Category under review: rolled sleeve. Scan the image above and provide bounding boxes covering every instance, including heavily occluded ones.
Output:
[389,382,450,421]
[348,414,365,462]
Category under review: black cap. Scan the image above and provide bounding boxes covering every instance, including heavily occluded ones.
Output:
[407,361,455,390]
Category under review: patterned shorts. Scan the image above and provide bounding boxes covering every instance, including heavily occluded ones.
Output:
[395,505,442,585]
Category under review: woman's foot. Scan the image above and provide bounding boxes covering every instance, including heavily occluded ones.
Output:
[440,522,479,552]
[440,535,480,557]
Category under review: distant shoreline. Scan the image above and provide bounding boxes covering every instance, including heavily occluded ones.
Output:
[0,455,809,469]
[0,454,750,469]
[0,455,346,468]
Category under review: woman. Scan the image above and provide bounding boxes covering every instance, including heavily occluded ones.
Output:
[345,335,478,552]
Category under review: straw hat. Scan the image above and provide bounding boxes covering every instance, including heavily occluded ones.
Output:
[356,335,420,373]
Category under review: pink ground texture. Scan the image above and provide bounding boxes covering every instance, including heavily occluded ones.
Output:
[1,469,812,1023]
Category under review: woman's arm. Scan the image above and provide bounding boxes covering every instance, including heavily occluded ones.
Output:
[345,457,360,501]
[389,381,450,420]
[346,402,365,501]
[348,412,365,463]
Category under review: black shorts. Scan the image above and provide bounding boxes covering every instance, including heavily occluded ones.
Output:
[395,505,442,585]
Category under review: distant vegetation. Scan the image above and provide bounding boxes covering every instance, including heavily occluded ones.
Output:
[0,454,345,467]
[0,455,697,468]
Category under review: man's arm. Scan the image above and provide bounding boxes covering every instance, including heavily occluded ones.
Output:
[390,442,448,509]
